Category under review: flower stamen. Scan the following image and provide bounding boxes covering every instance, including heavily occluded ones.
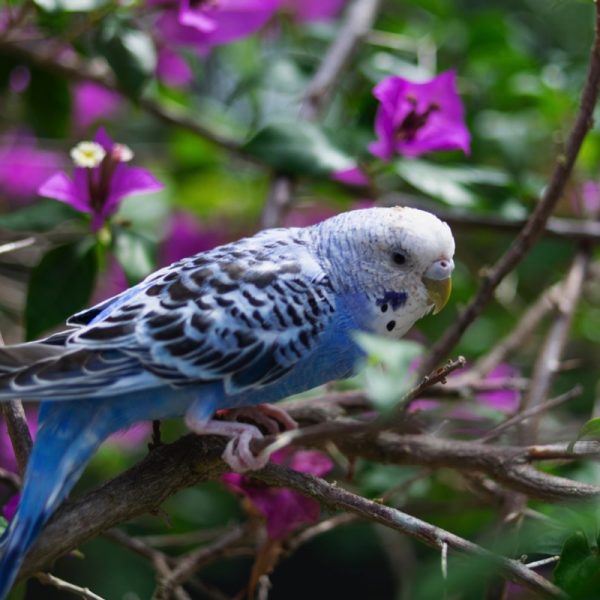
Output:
[70,141,106,168]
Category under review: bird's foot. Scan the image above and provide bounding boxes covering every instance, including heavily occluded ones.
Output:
[186,404,297,473]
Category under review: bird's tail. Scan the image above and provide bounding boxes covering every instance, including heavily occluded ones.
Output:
[0,399,118,598]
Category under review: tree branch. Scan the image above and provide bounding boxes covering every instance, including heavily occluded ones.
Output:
[419,4,600,375]
[254,464,567,599]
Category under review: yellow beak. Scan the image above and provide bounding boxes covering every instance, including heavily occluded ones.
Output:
[423,276,452,315]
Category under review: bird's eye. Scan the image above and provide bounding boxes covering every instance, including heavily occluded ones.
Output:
[392,252,406,266]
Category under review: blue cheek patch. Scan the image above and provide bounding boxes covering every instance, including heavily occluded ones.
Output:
[376,291,407,311]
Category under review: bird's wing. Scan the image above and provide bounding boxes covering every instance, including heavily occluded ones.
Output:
[71,229,337,394]
[0,229,337,399]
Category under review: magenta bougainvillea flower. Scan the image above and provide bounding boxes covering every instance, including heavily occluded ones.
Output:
[0,133,64,203]
[159,212,229,266]
[223,449,333,540]
[282,0,345,22]
[73,82,122,131]
[38,128,163,232]
[331,166,370,187]
[476,363,521,414]
[369,70,471,160]
[410,362,520,415]
[156,47,194,88]
[156,0,280,52]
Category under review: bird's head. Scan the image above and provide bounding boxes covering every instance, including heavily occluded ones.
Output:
[313,206,455,337]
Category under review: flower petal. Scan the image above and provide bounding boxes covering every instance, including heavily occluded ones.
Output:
[104,165,164,216]
[38,172,91,213]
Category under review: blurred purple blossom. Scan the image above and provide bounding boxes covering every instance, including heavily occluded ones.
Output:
[105,423,151,449]
[73,82,122,132]
[159,211,228,265]
[477,364,520,414]
[572,181,600,218]
[91,257,129,304]
[282,0,345,22]
[369,70,471,160]
[283,205,337,228]
[9,65,30,94]
[156,0,280,53]
[157,47,194,88]
[38,128,163,232]
[2,494,19,521]
[223,449,333,539]
[409,362,520,416]
[332,166,370,187]
[0,133,64,203]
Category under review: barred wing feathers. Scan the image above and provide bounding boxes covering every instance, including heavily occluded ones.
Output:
[0,230,337,399]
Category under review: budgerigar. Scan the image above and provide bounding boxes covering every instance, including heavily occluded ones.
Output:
[0,206,454,596]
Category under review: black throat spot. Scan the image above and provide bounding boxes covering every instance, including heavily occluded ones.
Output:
[376,291,407,311]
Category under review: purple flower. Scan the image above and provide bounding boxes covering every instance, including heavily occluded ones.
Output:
[157,47,194,88]
[0,133,64,203]
[9,65,30,94]
[223,449,333,540]
[156,0,280,52]
[332,166,370,187]
[571,181,600,218]
[159,212,229,266]
[38,128,163,232]
[368,70,471,160]
[477,363,520,414]
[282,0,345,22]
[2,494,19,521]
[73,82,122,132]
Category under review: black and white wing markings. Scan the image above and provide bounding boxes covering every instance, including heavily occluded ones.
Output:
[70,230,338,394]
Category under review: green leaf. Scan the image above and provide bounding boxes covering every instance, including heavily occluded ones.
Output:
[97,20,156,98]
[554,532,600,598]
[25,239,98,340]
[567,417,600,452]
[394,160,509,207]
[0,200,81,232]
[33,0,109,11]
[0,516,7,536]
[353,333,423,414]
[112,227,155,285]
[243,121,355,177]
[24,67,71,137]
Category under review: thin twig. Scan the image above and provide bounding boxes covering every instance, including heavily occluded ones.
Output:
[469,282,561,378]
[522,249,589,439]
[0,466,21,490]
[103,530,191,600]
[255,465,568,599]
[153,525,248,600]
[0,237,36,255]
[0,39,243,156]
[34,572,105,600]
[260,0,383,228]
[0,401,32,476]
[419,6,600,375]
[300,0,384,119]
[479,386,583,443]
[0,330,33,476]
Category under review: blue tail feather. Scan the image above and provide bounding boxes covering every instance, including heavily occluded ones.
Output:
[0,400,115,598]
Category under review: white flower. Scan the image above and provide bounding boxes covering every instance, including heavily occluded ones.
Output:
[70,141,106,168]
[112,143,134,162]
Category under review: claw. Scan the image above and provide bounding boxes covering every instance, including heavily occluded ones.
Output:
[185,403,298,472]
